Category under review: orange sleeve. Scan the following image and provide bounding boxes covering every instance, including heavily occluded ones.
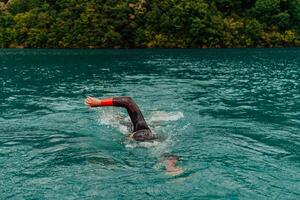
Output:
[99,98,113,106]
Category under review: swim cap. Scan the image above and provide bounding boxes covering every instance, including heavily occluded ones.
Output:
[132,129,156,141]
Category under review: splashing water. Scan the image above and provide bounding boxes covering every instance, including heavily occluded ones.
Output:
[148,111,184,123]
[96,107,132,134]
[95,107,184,156]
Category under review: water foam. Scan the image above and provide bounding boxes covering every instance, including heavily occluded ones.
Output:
[96,109,183,158]
[96,107,131,134]
[148,111,184,123]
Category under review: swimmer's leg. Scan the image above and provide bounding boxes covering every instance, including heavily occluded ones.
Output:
[161,154,183,176]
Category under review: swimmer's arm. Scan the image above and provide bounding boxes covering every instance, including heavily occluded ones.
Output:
[85,96,133,108]
[85,96,113,107]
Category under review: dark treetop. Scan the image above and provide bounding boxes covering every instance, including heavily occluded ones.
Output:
[0,0,299,48]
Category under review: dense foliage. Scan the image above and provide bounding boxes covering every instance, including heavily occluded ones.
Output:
[0,0,299,48]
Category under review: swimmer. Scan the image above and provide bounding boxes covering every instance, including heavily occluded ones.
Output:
[85,96,184,176]
[85,96,156,141]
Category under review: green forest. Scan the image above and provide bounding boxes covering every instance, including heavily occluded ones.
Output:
[0,0,299,48]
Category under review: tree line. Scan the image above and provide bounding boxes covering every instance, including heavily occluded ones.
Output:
[0,0,299,48]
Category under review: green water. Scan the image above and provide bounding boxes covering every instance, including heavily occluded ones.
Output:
[1,49,300,199]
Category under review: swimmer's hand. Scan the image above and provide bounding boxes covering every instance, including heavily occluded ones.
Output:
[166,167,183,176]
[85,96,101,107]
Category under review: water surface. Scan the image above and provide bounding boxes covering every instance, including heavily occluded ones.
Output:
[1,49,300,199]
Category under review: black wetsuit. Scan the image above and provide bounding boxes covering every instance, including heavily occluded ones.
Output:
[112,97,155,141]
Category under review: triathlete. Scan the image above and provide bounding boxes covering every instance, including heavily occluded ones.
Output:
[85,96,183,176]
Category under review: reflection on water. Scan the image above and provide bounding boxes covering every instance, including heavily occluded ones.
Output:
[1,49,300,199]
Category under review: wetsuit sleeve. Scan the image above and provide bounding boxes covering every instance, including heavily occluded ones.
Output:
[97,98,113,106]
[112,97,150,132]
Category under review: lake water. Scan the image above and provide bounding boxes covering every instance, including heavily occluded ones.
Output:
[1,49,300,199]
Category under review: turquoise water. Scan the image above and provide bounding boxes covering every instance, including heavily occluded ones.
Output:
[1,49,300,199]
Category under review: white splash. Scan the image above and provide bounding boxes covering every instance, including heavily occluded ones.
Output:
[148,111,184,123]
[96,107,131,134]
[96,109,183,152]
[125,140,161,148]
